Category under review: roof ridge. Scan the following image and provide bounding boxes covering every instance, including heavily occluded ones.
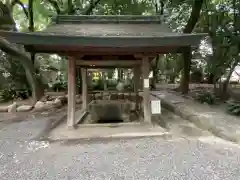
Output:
[53,15,162,24]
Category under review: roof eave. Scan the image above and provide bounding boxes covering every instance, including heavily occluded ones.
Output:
[0,31,207,48]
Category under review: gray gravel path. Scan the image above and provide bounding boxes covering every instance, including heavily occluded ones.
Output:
[0,115,240,180]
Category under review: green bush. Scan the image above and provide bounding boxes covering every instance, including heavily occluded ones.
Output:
[190,70,203,83]
[195,92,216,105]
[52,80,67,92]
[107,79,118,88]
[16,89,31,100]
[0,87,31,102]
[226,100,240,116]
[0,88,16,102]
[92,79,104,90]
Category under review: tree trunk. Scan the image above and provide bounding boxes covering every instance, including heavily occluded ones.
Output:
[180,47,192,94]
[0,38,44,103]
[179,0,204,94]
[0,2,44,104]
[28,0,36,64]
[219,59,239,99]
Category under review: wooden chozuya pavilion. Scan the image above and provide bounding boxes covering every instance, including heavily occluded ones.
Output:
[0,15,206,128]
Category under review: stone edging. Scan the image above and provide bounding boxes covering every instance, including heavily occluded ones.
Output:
[151,93,240,143]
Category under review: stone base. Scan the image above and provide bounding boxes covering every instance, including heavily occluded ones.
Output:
[49,121,168,141]
[88,100,137,124]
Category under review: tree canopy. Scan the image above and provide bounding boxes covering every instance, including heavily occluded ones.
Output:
[0,0,239,102]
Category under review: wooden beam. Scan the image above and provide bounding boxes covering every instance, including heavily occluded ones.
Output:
[142,57,151,123]
[67,57,76,128]
[76,60,141,67]
[77,65,135,69]
[29,45,183,55]
[81,55,138,61]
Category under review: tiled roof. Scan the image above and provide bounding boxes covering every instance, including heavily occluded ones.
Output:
[0,15,206,53]
[39,23,177,37]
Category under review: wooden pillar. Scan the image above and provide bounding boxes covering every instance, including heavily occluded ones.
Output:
[142,57,151,123]
[133,66,140,110]
[67,57,76,128]
[81,68,88,110]
[103,72,108,91]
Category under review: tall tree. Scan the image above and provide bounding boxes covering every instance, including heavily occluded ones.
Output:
[0,1,45,104]
[179,0,204,94]
[0,0,103,103]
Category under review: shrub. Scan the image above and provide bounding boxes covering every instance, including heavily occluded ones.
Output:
[190,70,203,83]
[195,92,216,105]
[93,79,104,90]
[107,79,118,89]
[0,87,31,102]
[0,88,16,102]
[226,100,240,116]
[51,79,67,92]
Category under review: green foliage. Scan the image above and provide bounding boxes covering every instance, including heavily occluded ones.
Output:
[52,80,67,92]
[2,0,239,100]
[0,84,31,102]
[226,100,240,116]
[199,0,240,82]
[51,72,67,92]
[92,79,104,90]
[107,79,118,89]
[195,92,216,105]
[0,53,31,91]
[190,69,203,83]
[0,88,16,102]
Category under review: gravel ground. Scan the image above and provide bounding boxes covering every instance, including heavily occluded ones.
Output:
[0,115,240,179]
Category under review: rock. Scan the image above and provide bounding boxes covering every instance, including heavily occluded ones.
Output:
[76,94,81,99]
[103,93,109,100]
[46,95,54,101]
[45,91,65,97]
[7,102,17,113]
[53,98,62,108]
[76,99,82,104]
[116,82,124,92]
[35,101,44,109]
[58,96,67,104]
[46,101,54,106]
[95,93,102,100]
[118,93,125,100]
[88,94,94,101]
[0,106,8,112]
[129,112,138,121]
[130,102,135,111]
[34,101,47,111]
[110,93,118,100]
[17,105,33,112]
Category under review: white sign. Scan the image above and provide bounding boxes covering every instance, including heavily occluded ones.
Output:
[144,79,149,88]
[151,100,161,114]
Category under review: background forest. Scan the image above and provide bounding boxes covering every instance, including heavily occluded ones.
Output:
[0,0,239,114]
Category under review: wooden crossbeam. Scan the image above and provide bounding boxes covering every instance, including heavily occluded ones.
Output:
[76,60,141,67]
